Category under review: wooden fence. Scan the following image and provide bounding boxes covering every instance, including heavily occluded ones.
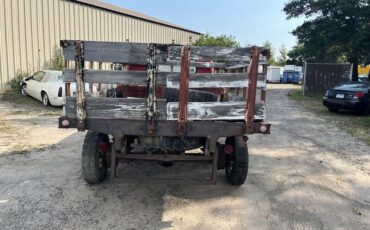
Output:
[303,63,352,96]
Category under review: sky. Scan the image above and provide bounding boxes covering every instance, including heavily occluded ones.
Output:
[103,0,304,52]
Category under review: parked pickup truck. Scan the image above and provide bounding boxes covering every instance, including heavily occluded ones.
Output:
[59,40,271,185]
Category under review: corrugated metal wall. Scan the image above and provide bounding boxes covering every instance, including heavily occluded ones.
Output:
[0,0,200,89]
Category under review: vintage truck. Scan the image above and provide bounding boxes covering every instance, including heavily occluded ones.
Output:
[59,40,270,185]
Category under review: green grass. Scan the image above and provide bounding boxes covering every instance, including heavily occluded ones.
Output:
[288,88,370,146]
[0,90,61,115]
[0,90,39,105]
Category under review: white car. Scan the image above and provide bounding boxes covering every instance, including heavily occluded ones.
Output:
[21,70,99,107]
[21,70,65,106]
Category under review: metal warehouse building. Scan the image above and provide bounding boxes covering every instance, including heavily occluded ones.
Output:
[0,0,201,89]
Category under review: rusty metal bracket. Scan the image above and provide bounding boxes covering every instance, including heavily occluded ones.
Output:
[246,47,260,134]
[177,46,191,135]
[146,44,158,134]
[75,41,86,131]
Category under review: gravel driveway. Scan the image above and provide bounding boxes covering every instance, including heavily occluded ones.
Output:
[0,84,369,229]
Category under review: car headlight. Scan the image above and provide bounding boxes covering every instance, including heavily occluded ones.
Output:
[325,91,329,97]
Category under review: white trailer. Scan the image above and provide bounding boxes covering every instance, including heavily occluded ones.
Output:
[267,66,282,83]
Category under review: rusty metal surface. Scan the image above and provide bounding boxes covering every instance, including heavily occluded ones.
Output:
[116,153,213,162]
[65,83,71,97]
[304,63,351,96]
[246,47,260,134]
[177,46,191,135]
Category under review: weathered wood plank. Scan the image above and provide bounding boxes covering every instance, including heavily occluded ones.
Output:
[65,97,265,121]
[61,40,150,64]
[163,88,218,102]
[166,73,267,89]
[164,61,227,69]
[65,97,167,120]
[168,46,251,62]
[63,69,167,85]
[166,102,265,121]
[61,41,268,67]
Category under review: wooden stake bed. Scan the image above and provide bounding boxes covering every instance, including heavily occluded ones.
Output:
[59,40,271,184]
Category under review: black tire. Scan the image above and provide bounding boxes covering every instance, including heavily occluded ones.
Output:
[365,105,370,116]
[42,92,50,106]
[355,105,370,116]
[82,131,110,184]
[21,84,27,96]
[225,137,249,186]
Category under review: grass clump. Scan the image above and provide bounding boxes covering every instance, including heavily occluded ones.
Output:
[288,88,370,145]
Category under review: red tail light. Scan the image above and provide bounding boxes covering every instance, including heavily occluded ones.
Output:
[58,87,62,97]
[97,142,109,153]
[224,144,234,155]
[354,92,364,99]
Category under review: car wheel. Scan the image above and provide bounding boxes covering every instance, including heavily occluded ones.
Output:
[365,105,370,116]
[21,84,27,96]
[42,92,50,106]
[355,105,369,116]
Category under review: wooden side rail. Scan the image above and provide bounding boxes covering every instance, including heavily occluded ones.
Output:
[63,69,167,85]
[63,70,266,89]
[65,97,167,120]
[167,73,266,89]
[61,40,268,66]
[61,40,150,64]
[65,97,266,121]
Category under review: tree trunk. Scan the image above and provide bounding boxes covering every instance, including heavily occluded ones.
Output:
[352,60,359,82]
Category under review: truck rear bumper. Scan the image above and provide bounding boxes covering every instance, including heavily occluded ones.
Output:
[59,117,271,137]
[323,97,362,110]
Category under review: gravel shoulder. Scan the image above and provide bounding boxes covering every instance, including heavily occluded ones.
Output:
[0,85,369,229]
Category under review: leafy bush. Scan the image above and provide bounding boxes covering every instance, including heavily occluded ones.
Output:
[194,33,239,47]
[44,46,64,70]
[8,70,29,91]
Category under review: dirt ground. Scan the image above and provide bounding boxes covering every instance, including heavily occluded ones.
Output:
[0,84,369,229]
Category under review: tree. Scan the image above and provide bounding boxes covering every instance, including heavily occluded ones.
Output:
[44,46,64,70]
[287,43,306,66]
[194,33,239,47]
[284,0,370,81]
[277,44,288,66]
[263,41,277,65]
